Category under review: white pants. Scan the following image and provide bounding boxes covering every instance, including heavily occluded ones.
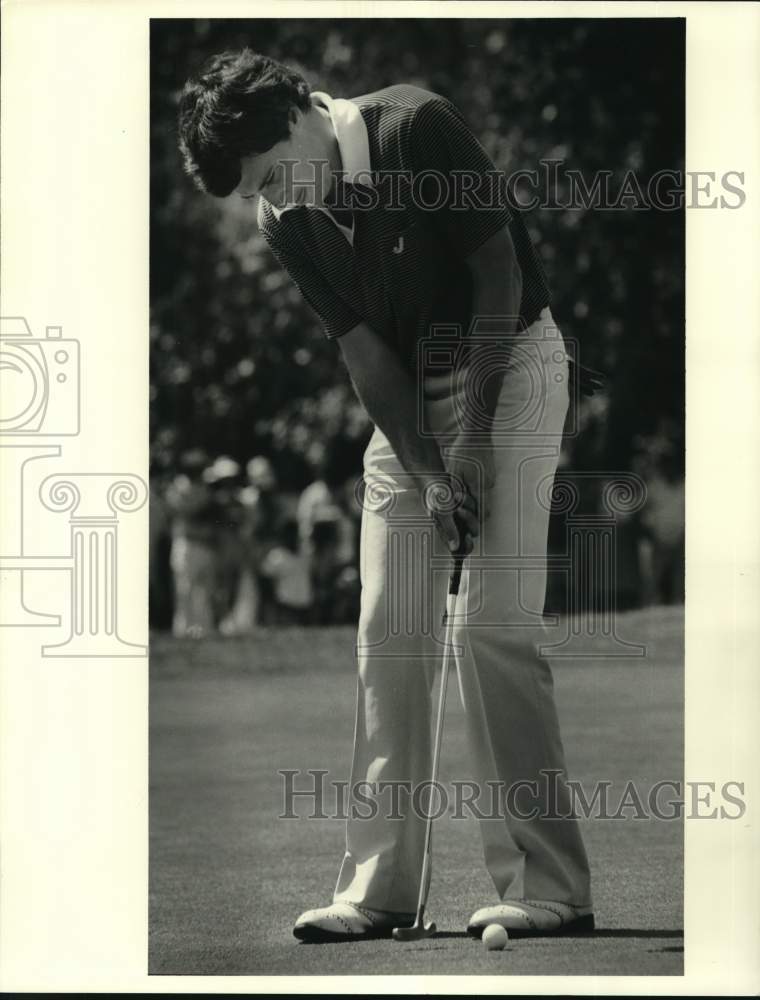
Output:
[333,308,592,912]
[170,535,216,638]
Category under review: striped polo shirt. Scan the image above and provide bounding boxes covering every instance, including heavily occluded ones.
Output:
[257,85,551,374]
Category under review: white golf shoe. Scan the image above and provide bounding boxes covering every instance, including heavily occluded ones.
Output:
[467,899,595,938]
[293,901,416,942]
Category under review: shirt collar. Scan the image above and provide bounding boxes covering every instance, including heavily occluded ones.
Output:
[266,91,373,219]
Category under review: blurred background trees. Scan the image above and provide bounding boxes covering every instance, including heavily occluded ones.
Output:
[149,18,684,628]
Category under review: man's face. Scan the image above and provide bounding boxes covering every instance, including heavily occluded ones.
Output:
[236,106,333,209]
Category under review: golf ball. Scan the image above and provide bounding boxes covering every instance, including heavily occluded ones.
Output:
[482,923,509,951]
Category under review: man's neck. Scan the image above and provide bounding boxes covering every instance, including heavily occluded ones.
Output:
[312,101,343,204]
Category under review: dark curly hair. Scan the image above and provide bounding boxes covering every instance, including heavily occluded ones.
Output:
[177,48,312,198]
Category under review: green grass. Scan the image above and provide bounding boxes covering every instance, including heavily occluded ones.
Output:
[149,605,683,976]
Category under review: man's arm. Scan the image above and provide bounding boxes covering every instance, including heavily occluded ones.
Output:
[463,223,523,417]
[260,215,364,341]
[447,224,523,519]
[337,321,479,552]
[407,95,524,522]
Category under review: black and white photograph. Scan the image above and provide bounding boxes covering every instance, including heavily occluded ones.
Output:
[1,2,758,994]
[148,15,686,976]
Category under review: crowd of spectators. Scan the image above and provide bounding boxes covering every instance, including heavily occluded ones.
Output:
[150,444,363,637]
[150,438,684,639]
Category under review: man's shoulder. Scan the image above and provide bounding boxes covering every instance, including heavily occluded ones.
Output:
[350,83,447,120]
[256,196,274,233]
[350,85,454,166]
[256,197,299,242]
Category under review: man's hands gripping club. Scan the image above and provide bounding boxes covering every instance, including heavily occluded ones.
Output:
[420,461,486,557]
[337,320,490,556]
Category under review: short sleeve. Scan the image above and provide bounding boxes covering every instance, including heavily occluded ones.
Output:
[409,96,513,258]
[260,225,363,340]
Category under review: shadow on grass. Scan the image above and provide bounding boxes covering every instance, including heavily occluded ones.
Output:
[580,929,683,939]
[296,928,684,944]
[434,928,683,940]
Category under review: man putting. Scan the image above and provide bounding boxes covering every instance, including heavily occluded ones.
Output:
[178,48,594,940]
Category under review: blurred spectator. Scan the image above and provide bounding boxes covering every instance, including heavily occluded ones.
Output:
[296,437,360,623]
[637,476,685,605]
[632,437,685,606]
[149,472,174,630]
[298,439,356,560]
[309,514,345,625]
[332,564,361,624]
[202,456,246,627]
[220,454,286,631]
[165,448,218,638]
[260,520,313,625]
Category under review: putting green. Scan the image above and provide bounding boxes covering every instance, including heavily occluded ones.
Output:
[149,605,683,976]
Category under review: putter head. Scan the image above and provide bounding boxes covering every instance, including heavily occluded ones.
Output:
[392,918,437,941]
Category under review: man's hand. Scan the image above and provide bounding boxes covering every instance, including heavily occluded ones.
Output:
[446,431,496,522]
[420,469,480,555]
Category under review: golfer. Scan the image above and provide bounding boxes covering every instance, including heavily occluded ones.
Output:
[178,49,595,940]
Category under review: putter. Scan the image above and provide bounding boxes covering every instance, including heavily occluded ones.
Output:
[392,543,466,942]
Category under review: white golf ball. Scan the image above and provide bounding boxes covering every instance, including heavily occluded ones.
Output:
[482,923,509,950]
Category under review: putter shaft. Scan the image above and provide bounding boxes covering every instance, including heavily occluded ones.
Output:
[393,556,463,941]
